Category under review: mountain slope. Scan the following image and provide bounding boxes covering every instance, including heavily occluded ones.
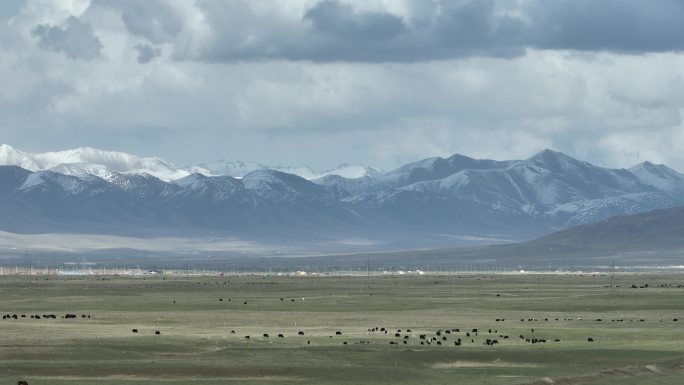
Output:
[527,205,684,251]
[629,161,684,194]
[347,150,679,230]
[0,148,683,251]
[0,144,375,181]
[0,144,187,181]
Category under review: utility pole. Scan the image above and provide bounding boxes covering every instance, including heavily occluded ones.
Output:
[367,257,371,295]
[186,260,190,288]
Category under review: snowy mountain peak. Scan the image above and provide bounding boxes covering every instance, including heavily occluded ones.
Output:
[0,144,189,181]
[0,144,40,170]
[0,148,683,245]
[630,161,681,176]
[0,144,376,182]
[522,149,588,171]
[528,149,575,162]
[185,160,267,178]
[319,164,382,179]
[629,161,684,193]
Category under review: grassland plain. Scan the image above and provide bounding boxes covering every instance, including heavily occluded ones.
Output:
[1,273,683,384]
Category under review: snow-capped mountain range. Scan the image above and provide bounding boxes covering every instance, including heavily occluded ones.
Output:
[0,144,682,248]
[0,144,379,181]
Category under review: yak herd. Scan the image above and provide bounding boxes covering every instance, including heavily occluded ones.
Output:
[2,313,90,320]
[127,311,680,346]
[6,297,677,348]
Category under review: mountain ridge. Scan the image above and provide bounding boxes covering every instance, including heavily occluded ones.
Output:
[0,146,683,252]
[0,144,379,181]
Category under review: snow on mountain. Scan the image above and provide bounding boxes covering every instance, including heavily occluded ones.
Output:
[184,160,268,178]
[385,153,511,186]
[0,146,683,245]
[398,150,653,211]
[0,144,188,181]
[241,170,334,201]
[319,163,382,179]
[185,159,379,180]
[545,192,675,227]
[173,173,244,200]
[19,170,106,195]
[629,161,684,193]
[0,144,40,170]
[0,145,375,182]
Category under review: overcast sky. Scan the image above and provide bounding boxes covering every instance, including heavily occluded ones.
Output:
[1,0,684,171]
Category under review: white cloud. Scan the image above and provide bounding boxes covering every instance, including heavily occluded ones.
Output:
[0,0,683,173]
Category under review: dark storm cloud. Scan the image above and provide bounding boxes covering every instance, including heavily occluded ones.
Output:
[192,0,525,62]
[304,1,407,41]
[92,0,183,44]
[134,43,161,63]
[32,16,102,60]
[530,0,684,53]
[187,0,684,63]
[432,1,527,57]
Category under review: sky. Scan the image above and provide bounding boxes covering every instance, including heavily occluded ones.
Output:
[1,0,684,171]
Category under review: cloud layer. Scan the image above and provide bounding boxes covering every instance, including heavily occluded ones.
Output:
[32,15,102,59]
[0,0,683,171]
[103,0,684,63]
